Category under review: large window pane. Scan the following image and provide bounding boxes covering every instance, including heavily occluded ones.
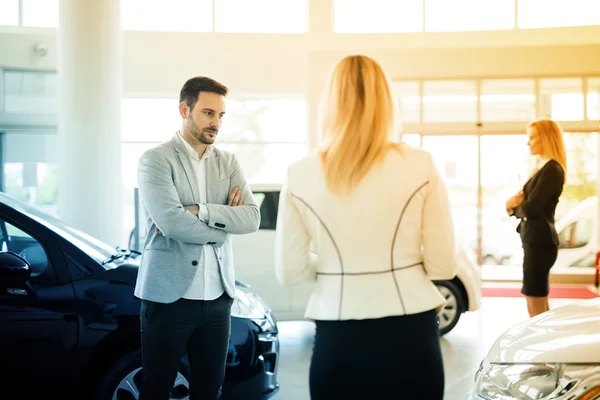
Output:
[401,133,421,148]
[422,136,478,248]
[218,143,307,183]
[0,0,19,26]
[425,0,514,32]
[423,81,477,122]
[3,132,59,217]
[121,98,180,142]
[121,143,156,190]
[219,98,307,143]
[334,0,423,33]
[121,142,155,247]
[121,0,212,32]
[588,78,600,120]
[540,78,584,121]
[561,132,598,216]
[391,81,420,124]
[480,135,529,265]
[518,0,600,29]
[480,79,536,122]
[4,71,57,114]
[215,0,307,33]
[23,0,58,28]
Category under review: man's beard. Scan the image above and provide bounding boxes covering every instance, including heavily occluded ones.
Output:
[189,120,217,145]
[196,128,217,145]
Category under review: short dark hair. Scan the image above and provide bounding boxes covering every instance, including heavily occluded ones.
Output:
[179,76,228,111]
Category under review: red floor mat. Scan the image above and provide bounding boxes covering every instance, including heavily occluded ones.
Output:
[482,286,600,299]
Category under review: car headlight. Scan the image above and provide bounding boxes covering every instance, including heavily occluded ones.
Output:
[231,288,269,319]
[474,361,600,400]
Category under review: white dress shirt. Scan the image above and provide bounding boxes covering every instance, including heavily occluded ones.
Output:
[178,132,225,300]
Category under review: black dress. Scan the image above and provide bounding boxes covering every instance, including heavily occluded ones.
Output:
[512,159,565,297]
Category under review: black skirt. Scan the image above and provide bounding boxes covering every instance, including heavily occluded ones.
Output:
[521,243,558,297]
[309,309,444,400]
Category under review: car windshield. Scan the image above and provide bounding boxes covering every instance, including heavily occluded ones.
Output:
[0,192,118,264]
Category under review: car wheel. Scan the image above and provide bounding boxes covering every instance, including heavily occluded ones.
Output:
[435,281,465,336]
[94,349,190,400]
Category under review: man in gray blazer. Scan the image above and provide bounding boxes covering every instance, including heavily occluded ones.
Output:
[135,76,260,400]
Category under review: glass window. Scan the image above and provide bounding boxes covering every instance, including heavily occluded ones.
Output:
[121,98,180,142]
[22,0,59,28]
[391,81,421,124]
[423,81,477,122]
[425,0,514,32]
[121,142,156,245]
[401,133,421,148]
[4,71,58,114]
[219,143,307,183]
[560,132,598,218]
[121,143,156,190]
[214,0,307,33]
[518,0,600,29]
[3,163,59,214]
[333,0,423,33]
[480,79,536,122]
[0,219,53,283]
[422,136,478,248]
[121,0,212,32]
[219,98,307,143]
[540,78,584,121]
[0,0,19,26]
[480,135,530,265]
[587,78,600,120]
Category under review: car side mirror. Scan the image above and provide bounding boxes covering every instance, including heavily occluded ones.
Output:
[0,251,32,293]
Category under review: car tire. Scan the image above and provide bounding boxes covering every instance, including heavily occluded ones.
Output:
[435,280,465,336]
[94,349,190,400]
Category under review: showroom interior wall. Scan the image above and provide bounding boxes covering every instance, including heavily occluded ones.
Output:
[0,0,600,250]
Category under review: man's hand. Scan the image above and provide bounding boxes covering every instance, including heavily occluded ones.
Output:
[227,186,245,207]
[184,204,200,216]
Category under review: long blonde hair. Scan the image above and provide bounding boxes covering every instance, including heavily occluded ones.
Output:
[529,118,567,182]
[318,54,400,195]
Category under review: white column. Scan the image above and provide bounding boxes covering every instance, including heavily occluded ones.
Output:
[57,0,123,247]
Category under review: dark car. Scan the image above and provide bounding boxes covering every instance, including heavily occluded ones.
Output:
[0,192,279,400]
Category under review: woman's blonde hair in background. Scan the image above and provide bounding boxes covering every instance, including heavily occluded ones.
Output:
[318,54,401,195]
[529,118,567,182]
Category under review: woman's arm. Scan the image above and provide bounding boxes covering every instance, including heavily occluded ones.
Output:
[513,162,564,219]
[274,174,317,287]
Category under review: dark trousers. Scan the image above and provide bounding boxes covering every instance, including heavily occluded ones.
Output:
[309,310,444,400]
[139,293,233,400]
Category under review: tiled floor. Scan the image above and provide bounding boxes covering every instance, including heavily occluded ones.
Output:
[274,296,589,400]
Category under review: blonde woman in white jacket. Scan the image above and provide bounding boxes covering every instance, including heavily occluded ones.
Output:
[274,54,457,400]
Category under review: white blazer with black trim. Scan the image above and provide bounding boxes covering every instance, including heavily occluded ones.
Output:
[274,143,457,321]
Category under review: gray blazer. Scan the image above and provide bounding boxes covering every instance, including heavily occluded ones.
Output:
[134,133,260,303]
